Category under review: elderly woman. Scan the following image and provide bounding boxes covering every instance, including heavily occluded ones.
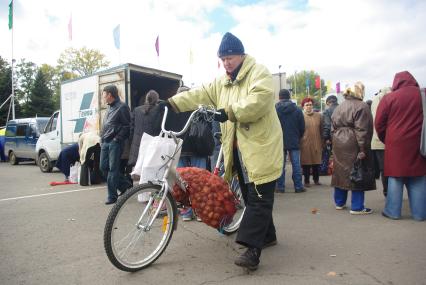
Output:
[300,98,323,187]
[331,82,376,214]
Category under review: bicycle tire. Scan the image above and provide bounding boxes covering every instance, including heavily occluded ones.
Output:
[221,174,246,235]
[104,183,178,272]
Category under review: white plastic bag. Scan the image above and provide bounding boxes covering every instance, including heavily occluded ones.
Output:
[69,162,81,183]
[132,133,155,176]
[131,132,182,184]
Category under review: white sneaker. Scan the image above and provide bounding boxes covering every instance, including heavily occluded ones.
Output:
[335,205,347,210]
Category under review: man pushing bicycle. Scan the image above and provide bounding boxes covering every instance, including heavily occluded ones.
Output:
[163,32,283,271]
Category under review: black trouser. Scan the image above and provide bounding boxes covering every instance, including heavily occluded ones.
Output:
[302,164,320,183]
[373,150,388,196]
[233,150,276,250]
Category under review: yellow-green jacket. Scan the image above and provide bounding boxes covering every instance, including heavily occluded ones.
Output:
[169,55,283,185]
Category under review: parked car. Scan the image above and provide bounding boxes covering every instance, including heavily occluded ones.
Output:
[4,117,49,165]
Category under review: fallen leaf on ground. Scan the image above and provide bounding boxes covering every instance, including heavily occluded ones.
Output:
[311,208,319,214]
[327,271,337,277]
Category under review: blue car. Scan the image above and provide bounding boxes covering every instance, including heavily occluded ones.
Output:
[4,117,49,165]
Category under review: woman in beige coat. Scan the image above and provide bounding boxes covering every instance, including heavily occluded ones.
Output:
[300,98,323,187]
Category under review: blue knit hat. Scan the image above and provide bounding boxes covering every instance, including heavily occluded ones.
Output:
[217,32,245,57]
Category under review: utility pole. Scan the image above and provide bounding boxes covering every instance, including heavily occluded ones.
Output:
[278,65,282,90]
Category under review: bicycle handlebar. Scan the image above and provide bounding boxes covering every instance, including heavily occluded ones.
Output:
[160,105,218,137]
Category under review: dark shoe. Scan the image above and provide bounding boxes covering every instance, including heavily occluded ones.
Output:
[295,188,306,193]
[235,247,261,271]
[382,211,399,220]
[262,239,277,249]
[304,183,311,188]
[350,208,373,215]
[275,188,285,193]
[105,199,117,205]
[314,181,322,185]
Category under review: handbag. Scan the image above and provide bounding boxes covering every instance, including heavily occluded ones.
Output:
[349,158,374,189]
[420,88,426,157]
[187,119,215,156]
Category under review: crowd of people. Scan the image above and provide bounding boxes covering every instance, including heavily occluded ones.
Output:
[89,32,426,271]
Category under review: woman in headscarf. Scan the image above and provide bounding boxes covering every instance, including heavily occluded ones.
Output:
[331,82,376,214]
[300,98,323,187]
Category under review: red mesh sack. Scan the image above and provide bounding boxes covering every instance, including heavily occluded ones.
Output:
[173,167,237,229]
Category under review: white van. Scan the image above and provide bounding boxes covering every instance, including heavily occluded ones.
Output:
[36,111,61,172]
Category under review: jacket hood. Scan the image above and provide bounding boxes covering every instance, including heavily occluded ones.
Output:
[392,71,419,91]
[276,99,298,114]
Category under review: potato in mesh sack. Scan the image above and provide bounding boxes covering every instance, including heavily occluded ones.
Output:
[172,167,237,229]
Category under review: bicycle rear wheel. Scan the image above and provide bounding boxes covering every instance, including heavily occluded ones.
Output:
[221,174,246,235]
[104,183,177,272]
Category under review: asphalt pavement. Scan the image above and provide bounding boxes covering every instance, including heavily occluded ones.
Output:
[0,162,425,285]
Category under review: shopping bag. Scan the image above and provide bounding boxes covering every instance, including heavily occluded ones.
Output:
[69,162,81,183]
[132,132,182,184]
[132,133,155,177]
[349,159,374,189]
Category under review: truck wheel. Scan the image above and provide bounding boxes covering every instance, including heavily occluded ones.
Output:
[9,151,19,165]
[38,152,53,172]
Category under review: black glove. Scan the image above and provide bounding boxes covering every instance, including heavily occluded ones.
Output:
[158,100,172,111]
[214,109,228,123]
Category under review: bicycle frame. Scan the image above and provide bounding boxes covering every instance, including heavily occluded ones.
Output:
[139,105,216,230]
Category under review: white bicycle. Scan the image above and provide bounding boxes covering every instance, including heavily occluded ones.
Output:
[103,105,246,272]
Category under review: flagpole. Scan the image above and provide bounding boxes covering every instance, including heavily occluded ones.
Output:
[11,2,15,120]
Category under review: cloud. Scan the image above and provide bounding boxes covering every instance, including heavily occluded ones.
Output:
[1,0,425,97]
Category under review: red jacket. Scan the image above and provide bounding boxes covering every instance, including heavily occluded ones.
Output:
[375,71,426,177]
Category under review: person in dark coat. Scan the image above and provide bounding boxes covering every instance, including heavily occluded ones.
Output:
[128,90,163,167]
[375,71,426,221]
[100,85,131,205]
[320,95,339,175]
[275,89,305,193]
[56,143,80,181]
[331,81,376,215]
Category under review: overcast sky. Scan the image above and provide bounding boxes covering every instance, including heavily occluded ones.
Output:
[1,0,425,98]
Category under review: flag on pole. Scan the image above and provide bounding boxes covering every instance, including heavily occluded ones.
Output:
[68,14,72,41]
[305,77,310,88]
[113,24,120,49]
[326,81,332,92]
[315,76,321,89]
[155,35,159,57]
[336,82,341,93]
[8,0,13,30]
[189,48,194,64]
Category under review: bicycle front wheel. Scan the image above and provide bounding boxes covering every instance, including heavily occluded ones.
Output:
[104,183,177,272]
[222,174,246,235]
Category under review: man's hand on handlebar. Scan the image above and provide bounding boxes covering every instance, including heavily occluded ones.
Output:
[214,109,228,123]
[158,100,173,111]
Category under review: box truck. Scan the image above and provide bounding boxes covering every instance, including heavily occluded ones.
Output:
[36,63,182,172]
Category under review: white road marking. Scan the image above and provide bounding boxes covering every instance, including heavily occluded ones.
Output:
[0,186,106,202]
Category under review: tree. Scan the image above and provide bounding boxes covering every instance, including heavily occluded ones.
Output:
[0,57,12,126]
[57,46,110,76]
[26,70,55,117]
[15,59,37,108]
[287,70,326,110]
